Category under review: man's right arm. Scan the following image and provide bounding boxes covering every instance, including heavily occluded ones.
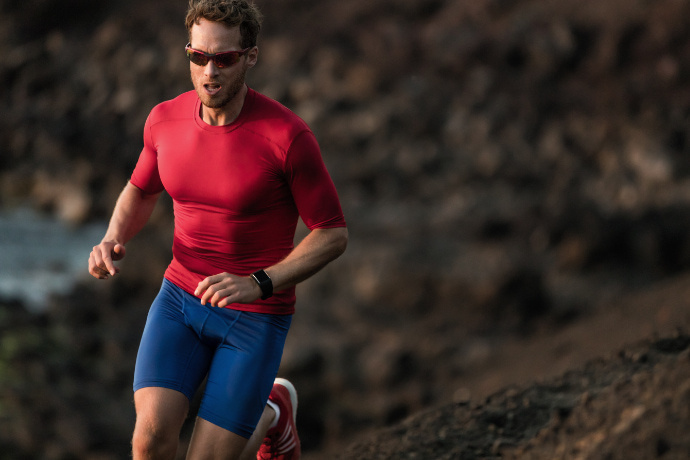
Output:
[88,181,162,279]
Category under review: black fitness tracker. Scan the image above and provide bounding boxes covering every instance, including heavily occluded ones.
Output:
[251,269,273,300]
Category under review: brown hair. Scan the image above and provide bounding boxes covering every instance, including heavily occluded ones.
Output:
[185,0,263,48]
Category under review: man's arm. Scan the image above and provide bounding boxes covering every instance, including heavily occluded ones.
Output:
[267,226,349,293]
[88,181,162,279]
[195,226,348,307]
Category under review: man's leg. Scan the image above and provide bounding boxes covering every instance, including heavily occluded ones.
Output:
[132,387,190,460]
[132,279,213,459]
[183,379,301,460]
[185,417,251,460]
[240,405,276,460]
[185,405,276,460]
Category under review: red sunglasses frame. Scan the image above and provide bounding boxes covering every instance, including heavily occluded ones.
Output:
[185,43,251,68]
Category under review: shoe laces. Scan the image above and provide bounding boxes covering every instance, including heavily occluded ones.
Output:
[258,432,280,459]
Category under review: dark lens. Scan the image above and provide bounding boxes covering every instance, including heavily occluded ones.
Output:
[213,52,240,68]
[187,49,209,66]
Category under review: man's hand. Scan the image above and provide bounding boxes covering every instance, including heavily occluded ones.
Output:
[195,272,262,307]
[88,242,126,279]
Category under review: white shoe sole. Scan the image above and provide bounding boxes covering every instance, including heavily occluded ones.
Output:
[274,378,298,422]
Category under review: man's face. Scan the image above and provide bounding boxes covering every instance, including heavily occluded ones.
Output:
[188,19,257,112]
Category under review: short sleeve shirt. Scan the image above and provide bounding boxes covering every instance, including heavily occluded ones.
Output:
[130,89,346,315]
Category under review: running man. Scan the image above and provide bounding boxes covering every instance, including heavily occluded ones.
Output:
[88,1,347,458]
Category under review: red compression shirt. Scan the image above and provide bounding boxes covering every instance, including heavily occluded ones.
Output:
[130,88,346,315]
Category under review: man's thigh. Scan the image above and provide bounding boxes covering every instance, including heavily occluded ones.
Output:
[196,311,291,438]
[133,387,189,441]
[133,279,213,399]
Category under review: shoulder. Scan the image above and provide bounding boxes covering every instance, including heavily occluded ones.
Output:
[242,89,311,143]
[148,91,197,124]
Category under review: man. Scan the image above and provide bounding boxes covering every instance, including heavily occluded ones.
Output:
[87,1,348,458]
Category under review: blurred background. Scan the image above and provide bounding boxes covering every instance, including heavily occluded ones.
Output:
[2,0,690,458]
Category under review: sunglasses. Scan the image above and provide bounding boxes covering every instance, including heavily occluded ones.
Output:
[185,43,251,68]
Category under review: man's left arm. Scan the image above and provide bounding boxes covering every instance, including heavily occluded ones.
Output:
[266,226,348,293]
[196,226,348,307]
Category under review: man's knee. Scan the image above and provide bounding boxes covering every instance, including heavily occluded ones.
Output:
[132,423,180,458]
[132,387,189,459]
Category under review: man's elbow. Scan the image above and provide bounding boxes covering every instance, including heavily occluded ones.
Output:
[333,227,349,258]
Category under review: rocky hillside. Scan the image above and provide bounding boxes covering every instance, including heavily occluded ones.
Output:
[2,0,690,458]
[345,332,690,460]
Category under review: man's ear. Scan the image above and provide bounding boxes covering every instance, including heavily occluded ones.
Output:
[247,46,259,68]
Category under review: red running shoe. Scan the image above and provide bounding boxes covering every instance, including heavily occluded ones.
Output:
[258,378,301,459]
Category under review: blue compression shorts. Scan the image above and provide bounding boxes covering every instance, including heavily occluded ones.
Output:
[133,279,292,438]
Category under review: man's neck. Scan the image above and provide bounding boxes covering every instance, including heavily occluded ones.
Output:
[201,84,248,126]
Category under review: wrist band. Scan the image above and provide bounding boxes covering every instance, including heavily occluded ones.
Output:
[251,269,273,300]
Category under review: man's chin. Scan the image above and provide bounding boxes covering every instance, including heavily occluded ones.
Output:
[194,81,244,110]
[198,94,228,109]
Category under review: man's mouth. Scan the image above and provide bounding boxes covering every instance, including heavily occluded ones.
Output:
[204,83,221,95]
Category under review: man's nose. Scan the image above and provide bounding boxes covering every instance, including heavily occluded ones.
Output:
[205,61,220,76]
